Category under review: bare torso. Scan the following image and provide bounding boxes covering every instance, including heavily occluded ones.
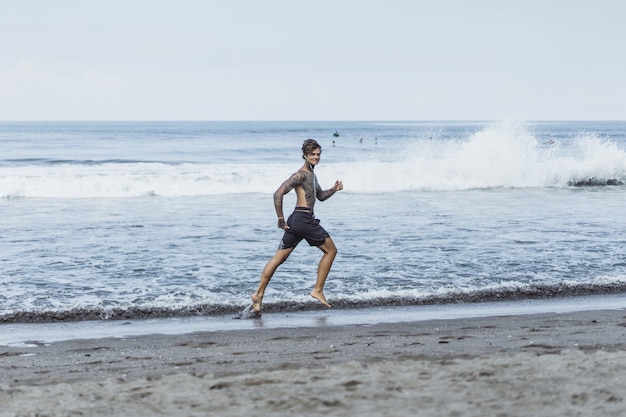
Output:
[273,168,316,218]
[273,162,338,221]
[293,169,316,208]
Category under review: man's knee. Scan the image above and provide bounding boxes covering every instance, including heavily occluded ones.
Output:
[273,248,293,264]
[320,238,337,256]
[328,242,337,256]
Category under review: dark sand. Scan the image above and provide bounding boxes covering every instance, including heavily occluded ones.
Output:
[1,308,626,416]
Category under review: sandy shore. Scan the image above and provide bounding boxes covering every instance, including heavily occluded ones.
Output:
[1,308,626,416]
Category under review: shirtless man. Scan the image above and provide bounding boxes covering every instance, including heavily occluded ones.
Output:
[251,139,343,314]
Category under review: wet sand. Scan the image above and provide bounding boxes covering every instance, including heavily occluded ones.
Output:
[1,308,626,416]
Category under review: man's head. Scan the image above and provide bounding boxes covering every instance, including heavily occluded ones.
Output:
[302,139,321,160]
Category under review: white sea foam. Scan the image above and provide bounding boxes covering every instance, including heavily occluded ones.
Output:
[3,124,624,198]
[331,124,626,192]
[0,163,293,198]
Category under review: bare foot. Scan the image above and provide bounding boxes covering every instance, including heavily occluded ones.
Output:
[311,290,331,308]
[251,293,263,313]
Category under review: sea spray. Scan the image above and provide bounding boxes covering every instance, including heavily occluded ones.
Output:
[2,123,626,198]
[326,123,626,192]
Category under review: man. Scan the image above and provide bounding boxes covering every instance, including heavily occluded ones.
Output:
[251,139,343,314]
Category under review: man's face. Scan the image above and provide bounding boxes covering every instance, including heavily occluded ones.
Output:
[305,148,322,166]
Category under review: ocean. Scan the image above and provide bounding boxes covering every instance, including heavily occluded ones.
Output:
[1,120,626,324]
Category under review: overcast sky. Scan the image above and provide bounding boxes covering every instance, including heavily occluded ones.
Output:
[1,0,625,121]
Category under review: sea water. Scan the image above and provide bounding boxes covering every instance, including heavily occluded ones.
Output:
[1,121,626,323]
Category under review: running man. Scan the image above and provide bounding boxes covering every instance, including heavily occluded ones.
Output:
[251,139,343,314]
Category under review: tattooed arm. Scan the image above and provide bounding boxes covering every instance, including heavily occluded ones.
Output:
[315,177,344,201]
[273,171,305,227]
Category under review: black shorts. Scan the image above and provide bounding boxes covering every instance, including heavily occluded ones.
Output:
[278,207,330,249]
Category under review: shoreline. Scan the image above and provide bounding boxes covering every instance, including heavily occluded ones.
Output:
[2,299,626,416]
[1,293,625,347]
[3,283,626,324]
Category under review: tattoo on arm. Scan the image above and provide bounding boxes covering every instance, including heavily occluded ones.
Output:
[316,184,336,201]
[274,171,304,215]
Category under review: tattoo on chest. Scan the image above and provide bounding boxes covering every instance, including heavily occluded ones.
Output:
[274,170,317,209]
[303,171,315,206]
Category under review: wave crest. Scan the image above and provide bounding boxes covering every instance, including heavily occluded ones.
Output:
[2,123,626,198]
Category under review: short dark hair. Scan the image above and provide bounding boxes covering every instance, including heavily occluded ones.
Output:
[302,139,321,158]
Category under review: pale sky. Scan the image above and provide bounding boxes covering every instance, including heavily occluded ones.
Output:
[1,0,625,121]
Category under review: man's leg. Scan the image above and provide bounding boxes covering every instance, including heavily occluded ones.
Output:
[252,247,294,313]
[310,237,337,308]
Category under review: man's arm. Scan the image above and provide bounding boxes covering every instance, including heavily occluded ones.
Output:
[316,179,343,201]
[273,172,304,227]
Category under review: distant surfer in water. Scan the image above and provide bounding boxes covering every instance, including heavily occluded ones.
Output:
[251,139,343,315]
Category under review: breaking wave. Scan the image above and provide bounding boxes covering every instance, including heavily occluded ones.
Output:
[2,123,625,198]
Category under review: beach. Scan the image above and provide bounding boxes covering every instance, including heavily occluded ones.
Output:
[3,121,626,324]
[2,307,625,416]
[2,121,626,416]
